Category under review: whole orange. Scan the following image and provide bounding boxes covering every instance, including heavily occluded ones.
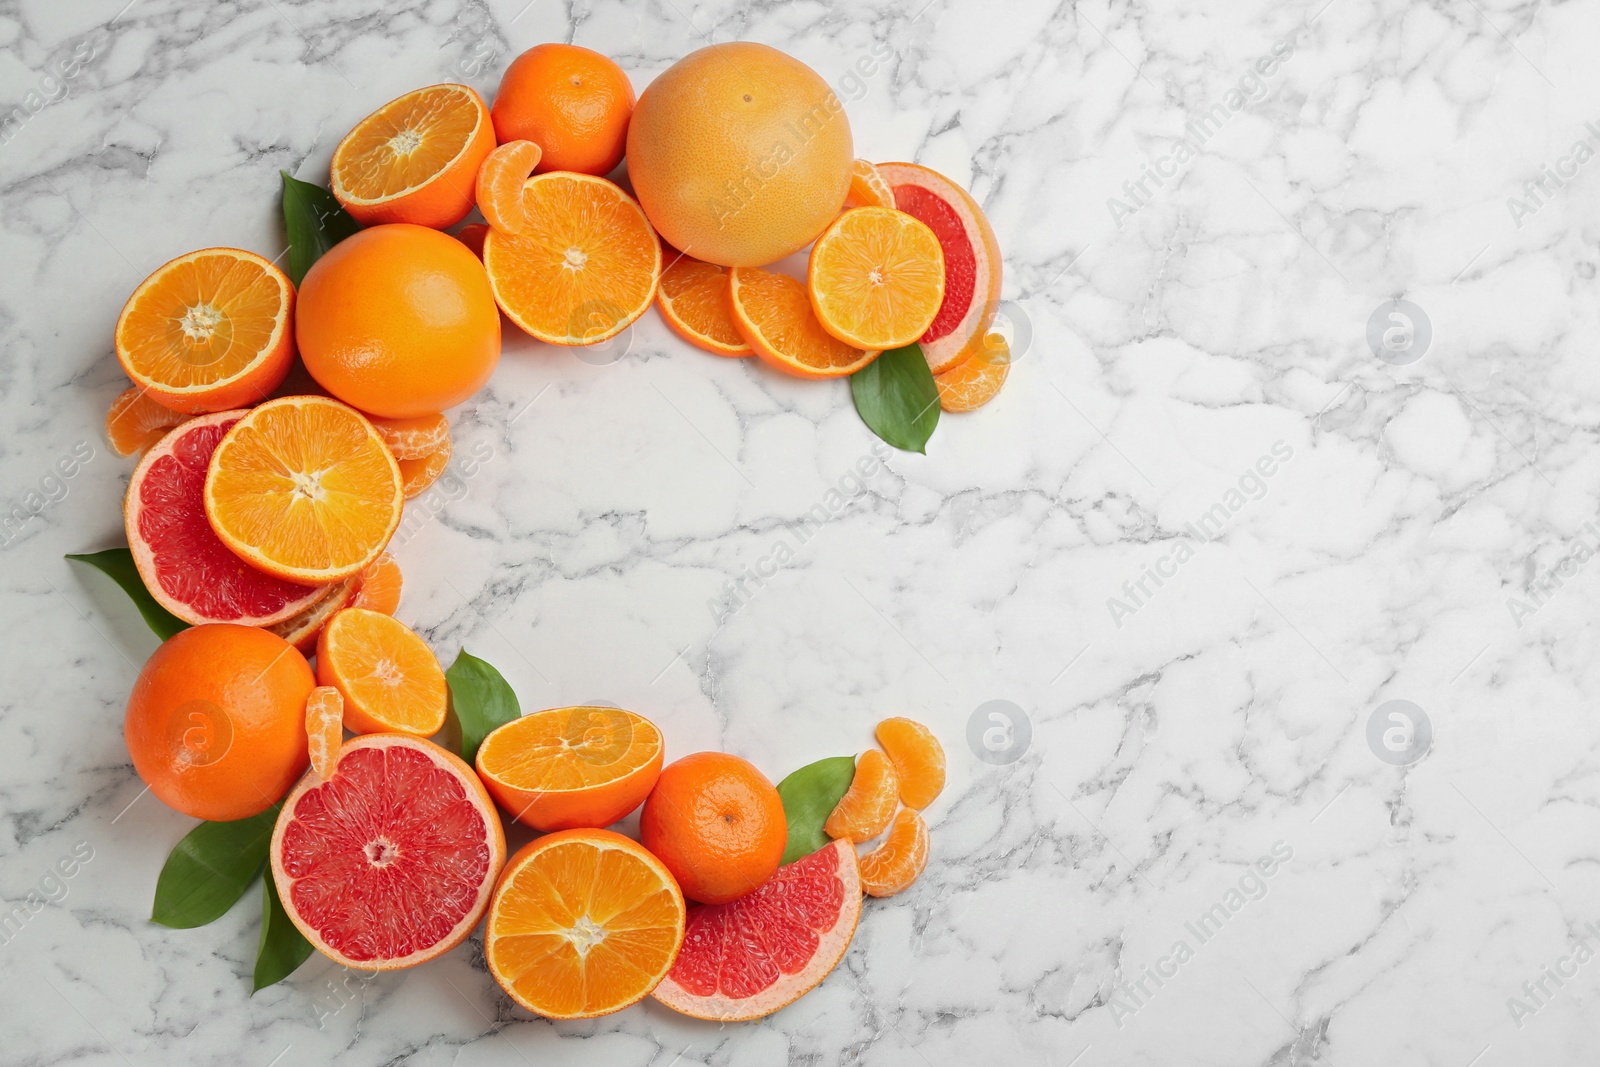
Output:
[124,624,314,821]
[626,43,852,267]
[640,751,787,904]
[491,44,635,176]
[295,224,501,419]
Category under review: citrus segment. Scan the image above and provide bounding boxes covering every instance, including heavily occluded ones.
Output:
[483,173,661,345]
[651,838,861,1021]
[316,608,447,737]
[369,412,450,460]
[124,412,332,626]
[330,83,495,229]
[115,248,294,413]
[475,139,542,233]
[305,686,344,780]
[727,266,878,379]
[656,256,750,357]
[640,752,787,905]
[398,434,451,499]
[935,334,1010,412]
[270,733,505,969]
[203,395,403,585]
[268,576,356,652]
[858,807,929,897]
[808,206,945,350]
[351,551,402,615]
[475,706,663,831]
[106,387,189,457]
[874,717,946,809]
[822,749,899,843]
[485,828,685,1019]
[845,159,895,209]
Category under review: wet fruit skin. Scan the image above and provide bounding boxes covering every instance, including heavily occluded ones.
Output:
[640,751,788,905]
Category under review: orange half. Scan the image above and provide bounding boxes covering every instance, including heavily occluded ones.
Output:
[316,607,448,736]
[483,173,661,346]
[331,83,495,229]
[656,255,750,357]
[485,828,686,1019]
[808,207,945,350]
[202,395,403,585]
[727,267,879,379]
[115,248,294,414]
[475,139,542,234]
[476,706,664,831]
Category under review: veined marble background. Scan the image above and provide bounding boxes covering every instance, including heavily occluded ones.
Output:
[3,0,1600,1063]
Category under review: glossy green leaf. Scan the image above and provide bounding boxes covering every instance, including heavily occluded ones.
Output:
[850,343,940,454]
[776,755,856,865]
[281,170,361,286]
[66,548,188,640]
[253,874,314,992]
[151,803,281,929]
[444,650,521,765]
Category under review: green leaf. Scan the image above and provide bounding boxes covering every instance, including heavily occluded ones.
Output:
[776,755,857,865]
[281,170,361,286]
[444,650,521,765]
[66,548,188,641]
[253,874,314,992]
[850,343,940,454]
[151,803,281,928]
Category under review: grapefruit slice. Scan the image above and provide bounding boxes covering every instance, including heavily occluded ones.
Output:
[651,838,861,1021]
[124,412,332,626]
[874,163,1003,374]
[270,733,506,970]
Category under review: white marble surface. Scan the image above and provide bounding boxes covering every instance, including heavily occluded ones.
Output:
[4,0,1600,1063]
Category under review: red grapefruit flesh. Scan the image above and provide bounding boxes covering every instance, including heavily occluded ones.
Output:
[651,838,861,1021]
[270,733,506,970]
[875,162,1003,375]
[124,412,331,626]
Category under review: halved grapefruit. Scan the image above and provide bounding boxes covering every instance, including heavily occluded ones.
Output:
[124,412,331,626]
[874,162,1003,375]
[270,733,506,970]
[650,838,861,1021]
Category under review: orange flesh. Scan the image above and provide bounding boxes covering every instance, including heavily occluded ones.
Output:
[657,256,750,356]
[476,139,542,233]
[809,207,945,350]
[118,251,287,390]
[334,86,482,203]
[106,387,189,456]
[728,267,878,378]
[478,708,661,794]
[305,686,344,779]
[934,335,1010,412]
[317,608,447,736]
[398,435,451,498]
[846,159,896,209]
[369,412,449,460]
[352,552,402,614]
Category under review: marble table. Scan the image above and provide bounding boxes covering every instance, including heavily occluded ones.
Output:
[4,0,1599,1063]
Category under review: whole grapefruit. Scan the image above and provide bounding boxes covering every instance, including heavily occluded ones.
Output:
[626,43,852,267]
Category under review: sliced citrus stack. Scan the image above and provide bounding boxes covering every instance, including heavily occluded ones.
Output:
[652,839,861,1021]
[270,733,506,969]
[330,83,495,229]
[474,139,542,233]
[398,433,451,498]
[115,248,294,413]
[316,607,447,737]
[845,159,895,209]
[822,749,899,843]
[483,173,661,346]
[304,686,344,780]
[485,827,685,1019]
[875,717,946,808]
[808,206,945,350]
[203,395,402,585]
[125,412,332,626]
[476,706,663,831]
[875,162,1003,374]
[351,551,402,615]
[934,334,1010,412]
[858,807,929,897]
[269,576,357,652]
[727,267,879,379]
[656,255,750,357]
[105,387,189,456]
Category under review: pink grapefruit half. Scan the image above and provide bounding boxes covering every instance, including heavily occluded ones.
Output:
[651,838,861,1021]
[875,162,1003,375]
[270,733,506,970]
[124,412,332,626]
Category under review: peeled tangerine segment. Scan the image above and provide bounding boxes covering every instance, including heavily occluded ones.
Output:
[823,749,899,843]
[858,807,929,897]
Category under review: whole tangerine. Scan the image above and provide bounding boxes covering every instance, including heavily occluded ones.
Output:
[640,751,787,905]
[295,224,501,419]
[124,624,315,821]
[491,44,635,176]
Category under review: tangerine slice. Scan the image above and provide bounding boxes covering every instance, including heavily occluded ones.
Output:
[330,83,495,229]
[485,827,686,1019]
[475,139,542,234]
[875,717,946,809]
[398,434,451,499]
[823,749,899,843]
[858,807,929,897]
[115,248,294,414]
[105,387,190,456]
[305,685,344,780]
[269,576,357,652]
[368,412,450,460]
[656,256,750,357]
[351,551,402,615]
[316,607,448,737]
[483,173,661,346]
[475,706,664,831]
[845,159,896,209]
[202,395,403,585]
[934,334,1010,412]
[808,206,945,351]
[727,266,879,379]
